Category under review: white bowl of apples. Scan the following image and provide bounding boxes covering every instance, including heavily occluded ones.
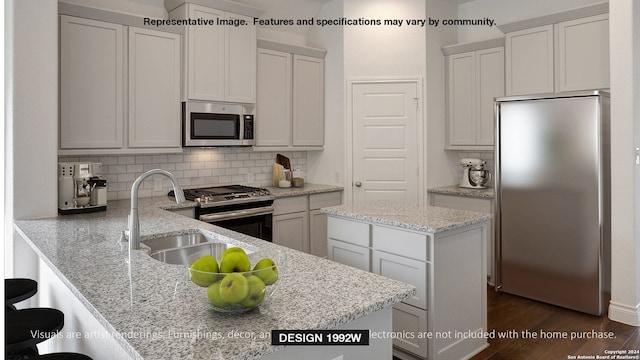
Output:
[188,247,285,313]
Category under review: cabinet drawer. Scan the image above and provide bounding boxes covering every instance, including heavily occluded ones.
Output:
[372,250,428,309]
[273,196,307,215]
[392,302,428,358]
[327,216,370,248]
[309,191,341,210]
[372,225,428,261]
[327,239,370,272]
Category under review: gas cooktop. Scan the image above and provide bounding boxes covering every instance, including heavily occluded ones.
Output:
[169,185,273,208]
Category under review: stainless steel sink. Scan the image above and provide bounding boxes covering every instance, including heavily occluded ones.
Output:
[142,232,211,252]
[149,242,230,265]
[141,232,251,265]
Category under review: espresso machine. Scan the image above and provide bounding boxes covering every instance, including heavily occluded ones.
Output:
[459,158,492,189]
[58,162,107,214]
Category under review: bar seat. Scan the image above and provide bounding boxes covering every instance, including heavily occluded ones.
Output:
[5,278,38,311]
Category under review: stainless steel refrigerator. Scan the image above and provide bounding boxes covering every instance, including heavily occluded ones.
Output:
[495,90,610,316]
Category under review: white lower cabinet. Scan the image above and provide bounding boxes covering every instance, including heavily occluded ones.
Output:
[327,215,488,360]
[273,191,342,255]
[327,238,370,272]
[430,193,495,284]
[393,302,428,359]
[273,196,308,252]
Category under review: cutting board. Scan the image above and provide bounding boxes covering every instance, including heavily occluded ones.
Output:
[276,154,291,170]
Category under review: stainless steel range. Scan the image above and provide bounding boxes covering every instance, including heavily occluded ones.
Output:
[169,185,274,241]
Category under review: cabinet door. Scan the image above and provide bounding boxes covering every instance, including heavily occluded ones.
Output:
[225,13,256,103]
[505,25,554,95]
[292,55,324,147]
[273,211,309,252]
[256,49,291,147]
[327,239,370,272]
[309,192,342,258]
[128,27,181,148]
[60,16,124,149]
[447,51,476,146]
[392,302,428,358]
[372,250,428,309]
[556,14,609,92]
[186,4,225,101]
[476,47,504,146]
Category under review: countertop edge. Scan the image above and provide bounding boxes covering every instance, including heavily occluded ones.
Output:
[427,185,495,199]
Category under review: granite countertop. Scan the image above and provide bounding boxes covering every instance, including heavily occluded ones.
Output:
[321,200,493,234]
[264,183,343,198]
[427,185,495,199]
[14,197,414,360]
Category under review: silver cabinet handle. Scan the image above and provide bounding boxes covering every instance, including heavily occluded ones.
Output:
[355,181,362,187]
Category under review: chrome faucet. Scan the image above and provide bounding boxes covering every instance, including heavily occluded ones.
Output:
[127,169,186,250]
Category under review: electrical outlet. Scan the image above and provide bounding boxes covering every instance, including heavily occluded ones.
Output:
[246,172,255,184]
[153,178,163,191]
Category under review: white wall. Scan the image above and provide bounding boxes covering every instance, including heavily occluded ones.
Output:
[5,0,59,275]
[608,0,640,326]
[307,0,345,187]
[307,0,428,203]
[456,0,605,42]
[343,0,426,78]
[425,0,459,188]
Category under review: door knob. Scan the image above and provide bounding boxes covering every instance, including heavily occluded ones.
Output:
[354,181,362,187]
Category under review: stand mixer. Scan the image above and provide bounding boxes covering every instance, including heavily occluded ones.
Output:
[459,158,492,189]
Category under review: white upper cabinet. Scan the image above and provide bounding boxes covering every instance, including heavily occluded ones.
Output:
[59,12,183,154]
[292,55,324,147]
[255,48,292,147]
[60,15,124,149]
[185,5,225,101]
[173,3,256,103]
[556,14,609,92]
[128,27,181,149]
[225,12,257,103]
[502,4,610,96]
[444,41,504,150]
[505,25,555,96]
[255,41,326,151]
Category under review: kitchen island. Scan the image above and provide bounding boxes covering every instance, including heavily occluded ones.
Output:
[13,196,415,360]
[322,201,492,360]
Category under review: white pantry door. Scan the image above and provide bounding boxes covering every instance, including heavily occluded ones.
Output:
[351,81,420,204]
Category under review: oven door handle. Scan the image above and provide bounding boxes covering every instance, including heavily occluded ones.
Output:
[199,206,274,223]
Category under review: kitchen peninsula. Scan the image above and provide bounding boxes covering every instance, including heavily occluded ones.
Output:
[13,196,415,360]
[322,201,492,360]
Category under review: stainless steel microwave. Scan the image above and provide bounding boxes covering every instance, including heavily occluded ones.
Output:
[183,101,255,147]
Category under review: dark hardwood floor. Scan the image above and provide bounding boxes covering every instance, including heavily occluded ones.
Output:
[471,286,640,359]
[394,287,639,360]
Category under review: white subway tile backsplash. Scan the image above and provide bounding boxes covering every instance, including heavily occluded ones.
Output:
[59,148,307,200]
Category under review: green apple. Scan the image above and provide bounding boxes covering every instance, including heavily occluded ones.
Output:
[253,258,279,285]
[189,255,219,287]
[221,246,246,259]
[219,251,251,273]
[219,273,249,303]
[240,275,266,308]
[207,281,228,308]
